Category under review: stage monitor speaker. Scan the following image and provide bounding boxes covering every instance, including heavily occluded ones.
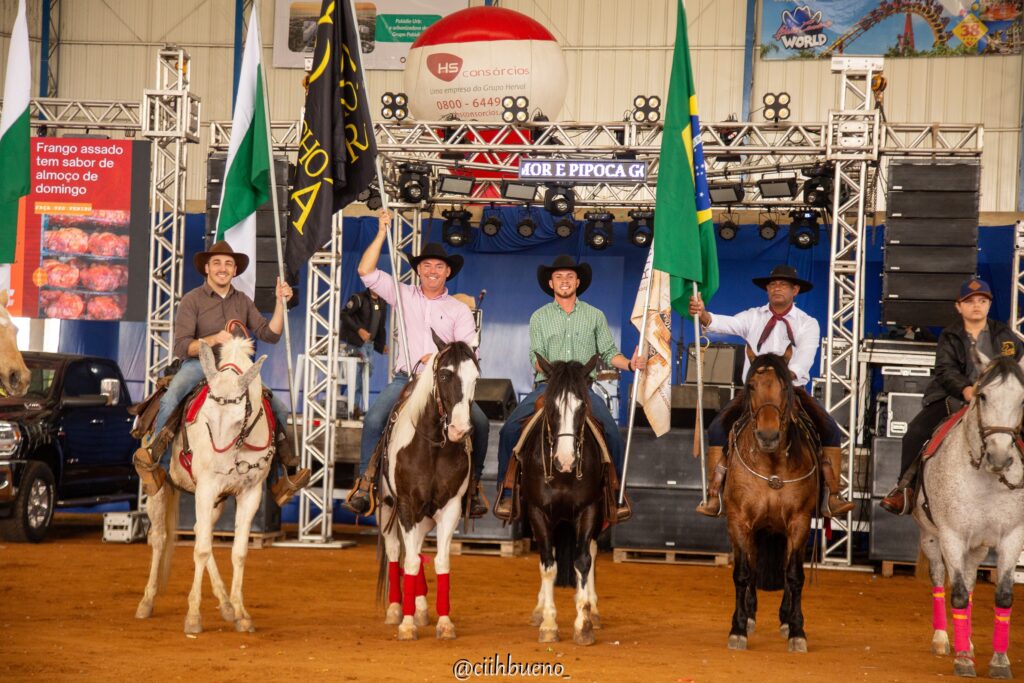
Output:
[883,272,972,301]
[622,428,699,488]
[179,480,279,533]
[871,436,902,498]
[887,191,979,219]
[474,378,517,420]
[889,161,980,192]
[610,488,730,553]
[883,245,977,274]
[684,343,745,385]
[885,218,978,247]
[881,299,958,329]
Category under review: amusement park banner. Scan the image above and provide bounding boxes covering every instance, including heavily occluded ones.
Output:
[759,0,1022,59]
[2,138,150,322]
[272,0,468,70]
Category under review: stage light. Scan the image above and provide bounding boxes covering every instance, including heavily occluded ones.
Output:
[500,180,536,202]
[554,217,576,238]
[717,219,738,241]
[789,208,820,249]
[801,162,847,209]
[758,218,779,241]
[630,95,662,123]
[480,215,502,237]
[438,174,474,196]
[516,215,537,238]
[398,163,430,203]
[584,211,614,250]
[628,209,654,247]
[357,186,382,211]
[762,92,791,122]
[756,175,798,199]
[381,91,409,121]
[544,185,574,217]
[708,181,745,205]
[441,209,472,247]
[501,95,530,123]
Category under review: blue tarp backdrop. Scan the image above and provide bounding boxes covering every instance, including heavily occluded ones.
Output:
[59,213,1017,423]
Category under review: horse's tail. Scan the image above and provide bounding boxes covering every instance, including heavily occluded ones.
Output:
[754,530,787,592]
[554,522,576,588]
[157,486,180,592]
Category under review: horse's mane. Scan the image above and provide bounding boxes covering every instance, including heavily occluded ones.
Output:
[218,337,255,368]
[977,355,1024,391]
[541,360,591,425]
[396,340,478,424]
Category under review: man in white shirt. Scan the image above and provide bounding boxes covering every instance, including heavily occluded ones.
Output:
[688,264,853,518]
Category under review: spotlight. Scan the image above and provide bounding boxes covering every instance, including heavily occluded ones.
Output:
[480,214,502,237]
[381,91,409,120]
[627,209,654,247]
[553,217,575,238]
[801,162,847,209]
[500,180,536,202]
[516,215,537,238]
[717,219,738,241]
[758,218,778,241]
[715,115,742,162]
[762,92,791,122]
[438,174,474,196]
[441,208,472,247]
[584,211,614,250]
[397,163,430,203]
[756,175,798,199]
[630,95,662,123]
[501,95,530,123]
[357,186,382,211]
[788,208,820,249]
[544,185,574,217]
[708,181,745,205]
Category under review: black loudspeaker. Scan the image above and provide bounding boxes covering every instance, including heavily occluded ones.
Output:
[885,218,978,246]
[881,300,958,328]
[684,343,745,385]
[178,479,280,533]
[622,428,700,488]
[811,378,849,429]
[868,503,921,562]
[871,436,902,497]
[887,191,979,219]
[474,378,517,420]
[883,272,972,301]
[883,245,977,273]
[610,488,731,553]
[889,162,981,192]
[881,366,932,394]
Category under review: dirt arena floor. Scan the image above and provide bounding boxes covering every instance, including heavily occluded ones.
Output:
[1,514,1020,682]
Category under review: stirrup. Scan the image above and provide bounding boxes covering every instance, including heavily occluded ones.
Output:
[824,494,855,518]
[343,479,377,517]
[494,494,513,521]
[271,468,311,507]
[695,495,723,518]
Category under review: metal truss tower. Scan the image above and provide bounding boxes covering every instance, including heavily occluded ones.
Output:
[1012,220,1024,340]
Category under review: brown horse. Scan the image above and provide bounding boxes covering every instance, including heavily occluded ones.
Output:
[0,291,30,397]
[722,350,821,653]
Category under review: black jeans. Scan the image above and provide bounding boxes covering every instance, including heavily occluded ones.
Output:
[898,399,954,480]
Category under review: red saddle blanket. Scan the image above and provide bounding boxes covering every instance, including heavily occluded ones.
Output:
[922,405,969,460]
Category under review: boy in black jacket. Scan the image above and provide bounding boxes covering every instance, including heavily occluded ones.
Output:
[340,288,387,417]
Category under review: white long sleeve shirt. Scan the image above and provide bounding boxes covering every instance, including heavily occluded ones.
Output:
[704,304,820,386]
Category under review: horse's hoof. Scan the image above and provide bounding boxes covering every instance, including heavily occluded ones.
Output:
[573,626,596,647]
[953,655,977,678]
[538,628,560,643]
[234,618,255,633]
[746,618,755,636]
[989,653,1012,679]
[184,615,202,635]
[932,630,950,656]
[788,637,808,653]
[397,623,418,641]
[727,634,748,650]
[590,612,602,630]
[219,603,236,622]
[436,617,457,640]
[779,623,790,639]
[385,602,402,625]
[135,601,153,620]
[414,608,430,627]
[530,609,544,627]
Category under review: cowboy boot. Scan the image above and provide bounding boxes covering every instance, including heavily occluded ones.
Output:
[275,427,299,468]
[270,467,312,507]
[695,446,727,517]
[493,457,520,521]
[343,447,381,516]
[604,462,632,523]
[880,458,919,516]
[822,445,855,517]
[466,479,489,518]
[133,426,174,495]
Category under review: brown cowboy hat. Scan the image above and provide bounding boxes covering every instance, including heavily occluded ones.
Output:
[537,254,592,297]
[407,242,463,280]
[751,264,813,293]
[193,241,249,276]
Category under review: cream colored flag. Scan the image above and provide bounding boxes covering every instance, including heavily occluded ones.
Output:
[630,248,673,436]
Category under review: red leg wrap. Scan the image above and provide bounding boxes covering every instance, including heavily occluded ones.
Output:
[932,586,947,631]
[952,607,972,655]
[994,607,1012,654]
[415,560,428,598]
[388,562,402,605]
[402,573,417,617]
[436,573,451,617]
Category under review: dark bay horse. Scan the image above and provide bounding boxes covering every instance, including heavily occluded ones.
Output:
[518,355,606,646]
[376,333,480,641]
[722,350,822,653]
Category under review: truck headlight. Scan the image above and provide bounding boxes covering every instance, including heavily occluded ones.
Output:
[0,422,22,456]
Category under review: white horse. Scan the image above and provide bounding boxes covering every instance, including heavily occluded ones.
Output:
[135,338,271,634]
[914,352,1024,679]
[0,290,30,397]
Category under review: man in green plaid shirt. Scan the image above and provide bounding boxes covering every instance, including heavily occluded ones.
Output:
[494,255,644,520]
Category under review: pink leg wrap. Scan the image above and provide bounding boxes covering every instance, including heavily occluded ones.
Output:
[952,607,972,654]
[932,586,947,631]
[993,607,1012,654]
[968,591,974,622]
[388,562,402,605]
[436,573,451,617]
[402,573,417,616]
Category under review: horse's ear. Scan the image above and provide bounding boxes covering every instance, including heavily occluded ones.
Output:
[745,344,756,363]
[783,344,793,364]
[198,341,218,382]
[536,354,554,378]
[583,354,600,377]
[237,355,267,391]
[431,328,446,352]
[974,347,991,370]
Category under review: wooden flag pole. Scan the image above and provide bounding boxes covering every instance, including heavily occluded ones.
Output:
[373,158,414,376]
[693,281,707,503]
[620,241,656,505]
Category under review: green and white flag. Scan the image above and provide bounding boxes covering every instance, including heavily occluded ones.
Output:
[0,0,31,264]
[216,7,271,298]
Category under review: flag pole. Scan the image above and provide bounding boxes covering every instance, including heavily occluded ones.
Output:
[620,241,656,505]
[374,157,414,376]
[693,281,707,503]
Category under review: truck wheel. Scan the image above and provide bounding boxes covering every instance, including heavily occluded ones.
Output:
[0,462,56,543]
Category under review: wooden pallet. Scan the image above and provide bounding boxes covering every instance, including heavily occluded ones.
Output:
[423,537,530,557]
[175,529,284,549]
[880,559,996,582]
[613,547,732,567]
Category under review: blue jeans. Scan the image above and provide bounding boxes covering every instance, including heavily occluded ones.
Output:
[343,341,375,411]
[358,373,489,481]
[496,383,624,492]
[707,392,841,448]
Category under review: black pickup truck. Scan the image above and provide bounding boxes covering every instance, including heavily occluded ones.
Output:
[0,352,138,542]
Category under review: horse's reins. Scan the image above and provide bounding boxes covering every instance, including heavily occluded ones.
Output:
[732,381,817,490]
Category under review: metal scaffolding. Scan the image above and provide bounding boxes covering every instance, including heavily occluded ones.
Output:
[1012,220,1024,340]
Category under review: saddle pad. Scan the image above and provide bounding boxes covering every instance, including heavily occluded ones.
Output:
[185,385,210,424]
[922,405,969,460]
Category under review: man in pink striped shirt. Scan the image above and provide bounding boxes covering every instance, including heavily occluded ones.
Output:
[344,210,490,517]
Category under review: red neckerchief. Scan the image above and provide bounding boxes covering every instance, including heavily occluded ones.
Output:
[757,304,795,351]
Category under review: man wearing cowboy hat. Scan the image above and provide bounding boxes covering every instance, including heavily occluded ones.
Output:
[493,254,645,521]
[344,210,491,517]
[133,241,311,505]
[688,264,853,518]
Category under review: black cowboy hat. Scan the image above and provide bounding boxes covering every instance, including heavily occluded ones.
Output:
[751,264,813,293]
[194,241,249,276]
[537,254,592,298]
[407,242,463,280]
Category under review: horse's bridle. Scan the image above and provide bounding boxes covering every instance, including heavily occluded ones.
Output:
[191,363,273,474]
[966,395,1024,489]
[541,390,588,481]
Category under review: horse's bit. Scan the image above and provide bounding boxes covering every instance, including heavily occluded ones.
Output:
[966,398,1024,490]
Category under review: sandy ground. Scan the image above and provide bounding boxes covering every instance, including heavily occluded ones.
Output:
[0,513,1019,682]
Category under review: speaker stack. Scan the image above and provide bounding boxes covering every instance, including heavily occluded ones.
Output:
[206,152,292,311]
[882,160,980,329]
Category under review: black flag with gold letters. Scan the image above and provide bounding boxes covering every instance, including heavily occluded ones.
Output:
[285,0,377,281]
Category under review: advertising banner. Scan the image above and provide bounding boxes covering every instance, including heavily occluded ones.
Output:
[759,1,1022,59]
